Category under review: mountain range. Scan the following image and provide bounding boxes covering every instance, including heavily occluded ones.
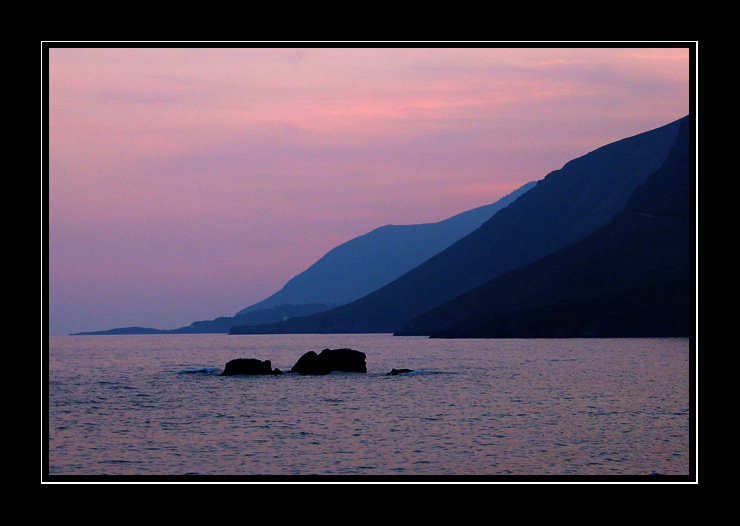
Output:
[235,181,536,315]
[397,115,692,337]
[71,181,536,335]
[232,115,692,337]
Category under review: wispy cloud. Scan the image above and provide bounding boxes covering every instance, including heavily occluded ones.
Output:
[47,46,691,334]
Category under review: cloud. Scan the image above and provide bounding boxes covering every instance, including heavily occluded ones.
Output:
[46,46,691,334]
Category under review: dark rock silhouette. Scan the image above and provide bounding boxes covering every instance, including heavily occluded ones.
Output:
[232,116,686,335]
[220,358,282,376]
[387,368,414,375]
[290,348,367,375]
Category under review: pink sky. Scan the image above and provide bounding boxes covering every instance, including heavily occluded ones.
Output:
[46,45,692,335]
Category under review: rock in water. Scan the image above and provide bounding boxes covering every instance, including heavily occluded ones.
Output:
[290,348,367,375]
[387,368,414,375]
[220,358,281,376]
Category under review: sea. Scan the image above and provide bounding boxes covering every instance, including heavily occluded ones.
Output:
[46,333,694,481]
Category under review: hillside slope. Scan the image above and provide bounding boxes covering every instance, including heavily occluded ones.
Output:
[236,181,536,315]
[74,183,535,335]
[397,115,692,338]
[232,116,686,335]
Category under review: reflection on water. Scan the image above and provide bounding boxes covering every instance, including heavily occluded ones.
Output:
[47,334,692,478]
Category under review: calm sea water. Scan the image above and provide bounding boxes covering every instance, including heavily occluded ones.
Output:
[46,334,693,479]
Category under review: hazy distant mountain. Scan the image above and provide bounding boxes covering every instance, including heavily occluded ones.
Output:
[71,303,335,335]
[232,115,687,335]
[73,181,536,335]
[235,181,537,316]
[396,116,692,338]
[71,326,166,335]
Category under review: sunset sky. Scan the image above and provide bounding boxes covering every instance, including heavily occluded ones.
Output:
[46,45,693,335]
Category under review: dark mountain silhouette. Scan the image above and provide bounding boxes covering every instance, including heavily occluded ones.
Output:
[232,115,686,335]
[396,116,692,338]
[235,181,537,315]
[72,182,535,335]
